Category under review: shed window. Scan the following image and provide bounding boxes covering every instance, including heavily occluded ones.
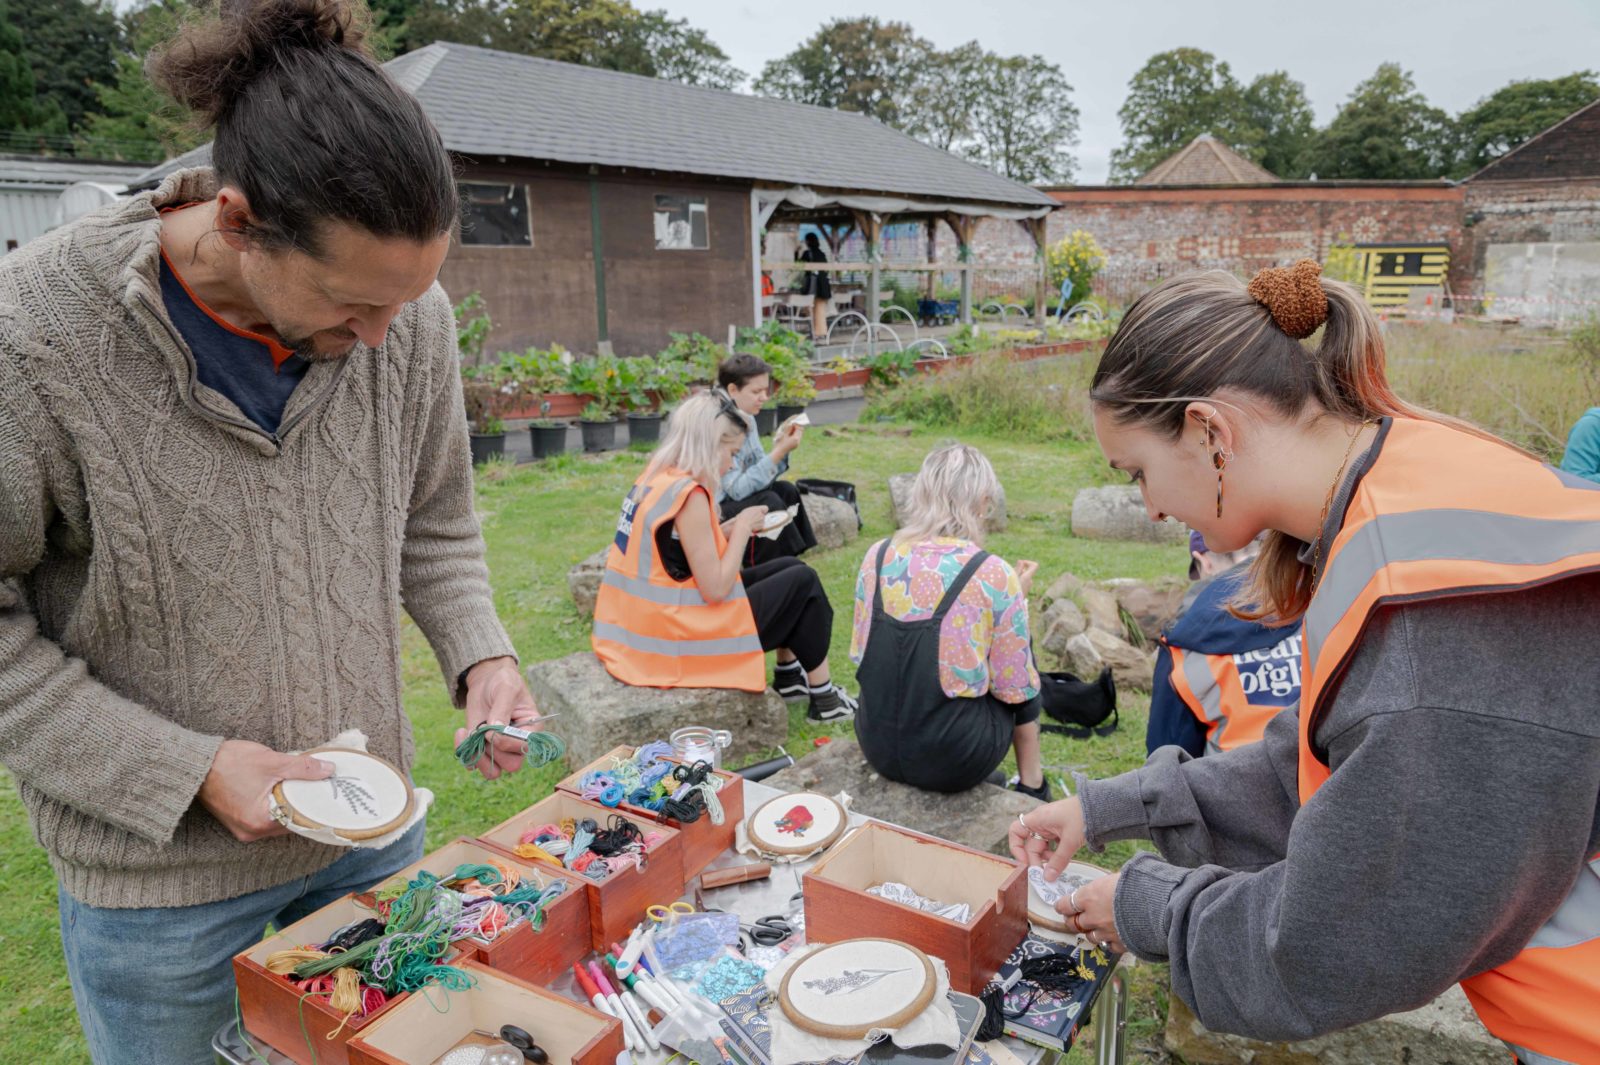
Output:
[459,183,531,246]
[654,195,708,250]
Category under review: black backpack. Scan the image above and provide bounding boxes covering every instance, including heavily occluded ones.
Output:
[796,478,863,530]
[1038,667,1118,738]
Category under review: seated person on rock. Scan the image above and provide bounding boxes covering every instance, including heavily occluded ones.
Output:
[593,391,857,722]
[1147,532,1300,757]
[850,443,1049,797]
[717,353,817,565]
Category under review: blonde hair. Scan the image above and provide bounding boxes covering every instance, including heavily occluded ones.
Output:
[894,443,999,547]
[645,391,746,491]
[1091,266,1515,623]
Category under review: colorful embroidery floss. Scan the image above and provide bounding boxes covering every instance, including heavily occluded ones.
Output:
[454,722,566,772]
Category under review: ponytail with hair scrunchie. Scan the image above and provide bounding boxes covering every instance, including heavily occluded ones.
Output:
[1247,259,1329,340]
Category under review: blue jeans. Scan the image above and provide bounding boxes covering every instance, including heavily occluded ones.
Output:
[58,823,425,1065]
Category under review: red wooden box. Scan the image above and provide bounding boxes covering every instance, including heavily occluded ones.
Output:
[234,896,422,1065]
[477,791,685,951]
[346,960,623,1065]
[556,743,746,880]
[802,821,1028,996]
[353,838,591,986]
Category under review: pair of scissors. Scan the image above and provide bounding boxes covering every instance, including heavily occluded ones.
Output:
[645,900,695,923]
[743,914,793,947]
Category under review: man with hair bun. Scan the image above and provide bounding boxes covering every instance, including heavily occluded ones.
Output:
[0,1,542,1060]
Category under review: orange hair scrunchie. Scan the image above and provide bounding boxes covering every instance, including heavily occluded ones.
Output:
[1247,259,1329,339]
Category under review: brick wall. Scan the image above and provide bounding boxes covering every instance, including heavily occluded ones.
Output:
[1462,178,1600,278]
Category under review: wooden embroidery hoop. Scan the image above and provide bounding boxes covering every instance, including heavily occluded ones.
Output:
[745,792,846,856]
[1027,862,1108,935]
[778,938,936,1040]
[271,747,415,842]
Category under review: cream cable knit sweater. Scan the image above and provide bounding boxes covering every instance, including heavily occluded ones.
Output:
[0,169,516,907]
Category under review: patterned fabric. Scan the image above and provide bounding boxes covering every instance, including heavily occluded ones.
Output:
[850,538,1039,702]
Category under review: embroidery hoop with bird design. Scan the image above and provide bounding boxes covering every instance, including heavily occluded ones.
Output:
[777,938,936,1039]
[745,792,847,856]
[270,747,415,841]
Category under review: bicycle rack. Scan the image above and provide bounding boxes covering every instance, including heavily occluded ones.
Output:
[824,310,870,346]
[907,338,949,359]
[877,305,919,337]
[848,323,905,358]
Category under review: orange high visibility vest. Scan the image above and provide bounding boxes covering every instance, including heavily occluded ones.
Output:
[1167,635,1300,753]
[1297,417,1600,1065]
[592,467,766,692]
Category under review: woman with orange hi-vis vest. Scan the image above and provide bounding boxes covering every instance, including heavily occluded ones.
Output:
[593,391,857,722]
[1008,261,1600,1065]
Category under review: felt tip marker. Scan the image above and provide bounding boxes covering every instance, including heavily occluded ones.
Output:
[607,952,675,1016]
[590,961,645,1051]
[572,964,618,1020]
[599,958,661,1050]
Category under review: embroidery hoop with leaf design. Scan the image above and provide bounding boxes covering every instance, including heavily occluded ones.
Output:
[745,792,847,856]
[270,747,415,841]
[1028,861,1108,937]
[777,938,936,1039]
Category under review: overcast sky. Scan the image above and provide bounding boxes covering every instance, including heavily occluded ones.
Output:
[654,0,1600,183]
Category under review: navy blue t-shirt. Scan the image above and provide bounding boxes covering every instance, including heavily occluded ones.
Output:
[159,252,309,435]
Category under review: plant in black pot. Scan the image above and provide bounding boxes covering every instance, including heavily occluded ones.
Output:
[772,360,817,426]
[579,400,619,452]
[511,345,573,460]
[565,354,624,452]
[461,363,513,466]
[618,355,663,446]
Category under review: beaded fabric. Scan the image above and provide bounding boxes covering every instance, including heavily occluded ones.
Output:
[1246,259,1328,340]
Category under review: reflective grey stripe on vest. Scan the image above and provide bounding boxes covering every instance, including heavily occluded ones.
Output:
[593,621,762,658]
[635,477,696,580]
[1504,1041,1579,1065]
[1305,509,1600,673]
[1177,649,1228,752]
[1526,855,1600,951]
[600,569,748,607]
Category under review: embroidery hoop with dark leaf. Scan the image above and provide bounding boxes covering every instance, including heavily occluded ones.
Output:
[745,792,847,856]
[270,747,415,841]
[777,938,936,1040]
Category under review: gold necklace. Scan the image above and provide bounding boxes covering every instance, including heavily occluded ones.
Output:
[1309,420,1375,590]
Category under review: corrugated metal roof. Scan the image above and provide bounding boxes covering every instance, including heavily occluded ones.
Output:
[133,43,1056,209]
[0,154,147,193]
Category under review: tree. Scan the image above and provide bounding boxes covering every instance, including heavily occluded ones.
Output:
[0,1,69,148]
[1109,48,1260,183]
[903,41,986,151]
[962,53,1078,184]
[753,17,934,128]
[75,0,206,163]
[7,0,121,134]
[401,0,742,88]
[1457,71,1600,171]
[1242,71,1316,178]
[1303,63,1458,179]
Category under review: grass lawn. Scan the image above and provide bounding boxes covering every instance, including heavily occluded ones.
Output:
[0,417,1184,1064]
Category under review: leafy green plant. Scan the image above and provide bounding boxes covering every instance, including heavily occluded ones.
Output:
[658,332,729,386]
[460,360,516,434]
[1046,229,1107,311]
[945,323,998,356]
[862,347,919,387]
[614,355,657,412]
[865,351,1098,442]
[503,344,573,421]
[1567,313,1600,396]
[580,400,615,423]
[453,292,493,364]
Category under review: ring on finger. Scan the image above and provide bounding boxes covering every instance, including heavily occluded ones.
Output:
[1068,913,1084,934]
[1017,811,1046,842]
[1068,888,1082,914]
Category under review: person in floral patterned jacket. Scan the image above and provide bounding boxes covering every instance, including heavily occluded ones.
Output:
[849,444,1047,797]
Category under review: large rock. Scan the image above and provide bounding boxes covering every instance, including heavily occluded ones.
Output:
[1104,576,1188,643]
[805,493,860,552]
[1041,571,1084,609]
[1079,585,1125,639]
[888,473,1008,534]
[1063,628,1155,691]
[1038,598,1088,665]
[1071,484,1188,545]
[1165,985,1501,1065]
[526,652,787,768]
[763,738,1039,856]
[568,547,610,618]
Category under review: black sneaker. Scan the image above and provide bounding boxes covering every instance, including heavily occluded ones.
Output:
[773,663,809,702]
[807,684,858,723]
[1008,775,1053,802]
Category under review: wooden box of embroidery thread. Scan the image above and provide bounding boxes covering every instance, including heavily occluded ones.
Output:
[234,895,420,1065]
[801,821,1028,997]
[476,791,686,951]
[555,743,746,880]
[345,960,623,1065]
[352,838,591,987]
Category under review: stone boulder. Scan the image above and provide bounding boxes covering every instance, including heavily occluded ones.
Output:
[763,737,1039,856]
[1104,576,1188,643]
[1071,484,1187,545]
[888,473,1008,534]
[568,547,610,618]
[1062,628,1155,692]
[1037,598,1088,665]
[804,493,861,552]
[1041,571,1084,610]
[1165,985,1501,1065]
[526,652,787,768]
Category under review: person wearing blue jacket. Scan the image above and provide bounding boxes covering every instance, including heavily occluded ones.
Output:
[1148,555,1301,757]
[1559,406,1600,484]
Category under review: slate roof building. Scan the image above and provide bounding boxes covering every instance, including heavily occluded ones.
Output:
[1134,134,1280,186]
[135,42,1055,356]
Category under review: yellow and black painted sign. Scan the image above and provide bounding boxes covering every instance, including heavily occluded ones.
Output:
[1350,243,1450,309]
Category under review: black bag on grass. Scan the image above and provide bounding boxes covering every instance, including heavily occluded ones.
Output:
[1039,667,1118,738]
[796,477,862,530]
